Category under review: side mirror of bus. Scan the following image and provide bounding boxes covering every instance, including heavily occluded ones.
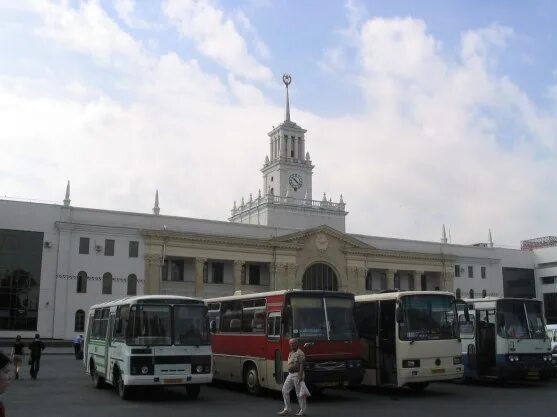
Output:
[210,320,217,333]
[464,306,470,323]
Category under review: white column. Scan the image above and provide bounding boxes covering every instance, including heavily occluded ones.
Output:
[293,137,298,159]
[287,136,291,159]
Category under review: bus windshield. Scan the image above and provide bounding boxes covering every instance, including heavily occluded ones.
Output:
[289,295,357,341]
[126,305,172,346]
[497,300,546,339]
[399,295,458,341]
[174,305,210,346]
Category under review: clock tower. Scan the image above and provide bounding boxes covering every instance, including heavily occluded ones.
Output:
[262,74,314,200]
[229,74,347,231]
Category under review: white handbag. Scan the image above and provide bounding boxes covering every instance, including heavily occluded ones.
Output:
[298,380,311,398]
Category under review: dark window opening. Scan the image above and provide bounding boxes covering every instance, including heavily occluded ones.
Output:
[248,265,260,285]
[129,241,139,258]
[102,272,112,295]
[76,271,87,293]
[212,262,224,284]
[79,237,89,254]
[104,239,115,256]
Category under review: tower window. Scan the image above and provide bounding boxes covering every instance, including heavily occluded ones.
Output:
[271,177,273,181]
[291,150,294,157]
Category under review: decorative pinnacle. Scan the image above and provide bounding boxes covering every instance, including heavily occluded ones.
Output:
[283,73,291,122]
[153,190,160,215]
[441,224,448,244]
[63,180,71,207]
[488,229,494,248]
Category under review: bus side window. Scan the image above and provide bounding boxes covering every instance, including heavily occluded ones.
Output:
[355,302,378,339]
[113,305,129,341]
[221,301,242,332]
[267,315,280,340]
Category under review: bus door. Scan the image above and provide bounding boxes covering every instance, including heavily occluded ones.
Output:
[378,300,397,386]
[476,309,496,374]
[459,310,477,373]
[105,311,115,381]
[266,312,283,388]
[355,301,378,385]
[84,311,94,370]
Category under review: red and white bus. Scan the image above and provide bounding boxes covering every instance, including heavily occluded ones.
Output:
[206,290,364,395]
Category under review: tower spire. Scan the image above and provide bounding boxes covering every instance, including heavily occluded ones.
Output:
[153,190,160,215]
[441,224,448,244]
[283,73,292,122]
[63,180,71,207]
[488,228,494,248]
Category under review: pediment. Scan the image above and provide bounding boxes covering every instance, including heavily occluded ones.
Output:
[274,225,374,249]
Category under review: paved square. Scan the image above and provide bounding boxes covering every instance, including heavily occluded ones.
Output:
[3,356,556,417]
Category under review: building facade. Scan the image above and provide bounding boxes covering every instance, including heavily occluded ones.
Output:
[1,76,554,339]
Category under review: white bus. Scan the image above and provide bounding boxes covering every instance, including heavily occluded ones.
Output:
[355,291,464,391]
[84,295,212,400]
[457,297,553,381]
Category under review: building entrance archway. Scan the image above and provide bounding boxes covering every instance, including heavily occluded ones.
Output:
[302,263,338,291]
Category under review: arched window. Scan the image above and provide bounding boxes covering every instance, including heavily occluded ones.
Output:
[456,288,461,299]
[469,289,474,299]
[302,263,338,291]
[127,274,137,296]
[76,271,87,293]
[482,289,487,298]
[102,272,112,295]
[74,309,85,332]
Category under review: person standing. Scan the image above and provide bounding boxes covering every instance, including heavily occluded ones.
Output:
[73,335,83,359]
[278,338,307,416]
[28,334,45,380]
[0,351,12,417]
[11,335,25,379]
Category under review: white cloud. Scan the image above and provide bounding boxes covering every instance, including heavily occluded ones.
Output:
[163,0,273,81]
[0,3,556,248]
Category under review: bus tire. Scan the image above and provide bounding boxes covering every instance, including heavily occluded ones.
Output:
[90,360,105,389]
[244,363,261,396]
[114,368,131,400]
[186,384,201,400]
[408,382,429,392]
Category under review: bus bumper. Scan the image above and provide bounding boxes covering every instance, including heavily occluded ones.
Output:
[123,373,213,386]
[495,362,552,380]
[304,363,364,388]
[398,365,464,386]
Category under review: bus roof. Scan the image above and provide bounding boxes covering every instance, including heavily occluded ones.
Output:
[460,297,541,304]
[205,289,353,303]
[355,290,455,303]
[89,295,203,310]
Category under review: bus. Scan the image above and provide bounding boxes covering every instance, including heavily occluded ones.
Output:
[354,291,464,391]
[457,297,553,381]
[84,295,212,400]
[205,290,364,395]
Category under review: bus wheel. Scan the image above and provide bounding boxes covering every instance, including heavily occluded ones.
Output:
[90,361,104,389]
[244,364,261,396]
[186,384,201,400]
[115,370,131,400]
[408,382,429,392]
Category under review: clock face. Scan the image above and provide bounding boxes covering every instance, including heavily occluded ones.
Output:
[289,173,303,191]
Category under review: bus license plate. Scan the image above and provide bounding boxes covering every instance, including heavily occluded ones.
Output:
[431,369,445,374]
[528,371,539,377]
[163,378,184,385]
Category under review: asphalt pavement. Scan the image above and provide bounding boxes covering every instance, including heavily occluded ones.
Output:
[2,356,556,417]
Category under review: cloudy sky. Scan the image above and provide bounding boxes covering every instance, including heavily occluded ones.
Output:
[1,0,556,248]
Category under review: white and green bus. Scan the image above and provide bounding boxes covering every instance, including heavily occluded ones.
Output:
[355,291,464,391]
[84,295,212,400]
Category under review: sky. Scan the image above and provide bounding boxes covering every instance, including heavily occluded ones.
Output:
[0,0,556,248]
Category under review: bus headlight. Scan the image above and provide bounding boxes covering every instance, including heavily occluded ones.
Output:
[543,355,551,362]
[196,365,204,373]
[453,356,462,365]
[140,365,150,375]
[346,360,362,369]
[507,355,520,363]
[402,359,420,368]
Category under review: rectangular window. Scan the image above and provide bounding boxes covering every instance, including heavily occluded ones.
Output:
[79,237,90,254]
[242,299,266,333]
[468,266,474,278]
[481,266,487,279]
[542,276,556,285]
[203,262,209,283]
[248,265,261,285]
[129,241,139,258]
[170,260,184,281]
[104,239,115,256]
[454,264,460,278]
[365,271,372,291]
[220,301,242,332]
[212,262,224,284]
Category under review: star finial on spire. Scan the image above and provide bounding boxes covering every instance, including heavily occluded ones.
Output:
[153,190,160,215]
[283,73,292,122]
[63,180,71,207]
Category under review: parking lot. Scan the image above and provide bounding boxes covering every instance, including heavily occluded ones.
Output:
[3,355,556,417]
